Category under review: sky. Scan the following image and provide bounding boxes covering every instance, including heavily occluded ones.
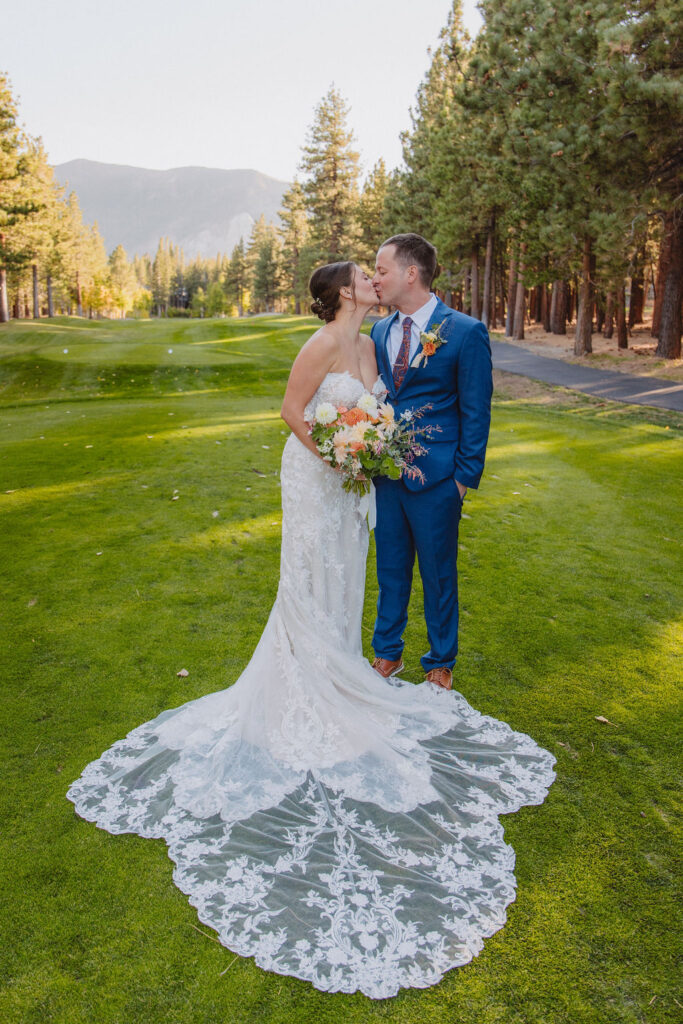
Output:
[1,0,483,183]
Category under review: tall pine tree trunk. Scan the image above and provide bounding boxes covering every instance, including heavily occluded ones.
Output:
[628,254,644,327]
[0,231,7,322]
[481,215,495,328]
[0,267,8,322]
[470,247,480,320]
[616,285,628,349]
[550,280,567,334]
[655,211,683,359]
[595,291,605,334]
[574,237,593,355]
[512,247,526,341]
[76,272,83,317]
[528,288,537,322]
[549,281,558,330]
[603,292,614,338]
[541,283,550,331]
[652,215,674,337]
[490,261,497,328]
[32,264,40,318]
[505,256,516,336]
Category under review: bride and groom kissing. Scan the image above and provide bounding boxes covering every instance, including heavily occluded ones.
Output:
[281,231,493,691]
[67,232,555,1000]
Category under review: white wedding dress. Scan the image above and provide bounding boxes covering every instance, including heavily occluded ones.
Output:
[67,371,556,999]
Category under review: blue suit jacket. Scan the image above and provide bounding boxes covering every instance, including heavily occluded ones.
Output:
[371,299,493,491]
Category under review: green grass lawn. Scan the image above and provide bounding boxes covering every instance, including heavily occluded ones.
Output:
[1,315,681,1024]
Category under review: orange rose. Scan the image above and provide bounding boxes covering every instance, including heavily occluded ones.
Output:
[349,441,366,454]
[340,407,368,426]
[422,341,436,357]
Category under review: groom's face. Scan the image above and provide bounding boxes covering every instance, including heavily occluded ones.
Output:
[373,245,411,308]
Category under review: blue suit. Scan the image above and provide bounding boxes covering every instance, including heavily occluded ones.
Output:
[371,299,492,671]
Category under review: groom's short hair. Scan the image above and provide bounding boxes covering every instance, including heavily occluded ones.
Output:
[380,233,438,289]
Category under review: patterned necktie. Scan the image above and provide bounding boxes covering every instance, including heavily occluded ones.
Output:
[392,316,413,390]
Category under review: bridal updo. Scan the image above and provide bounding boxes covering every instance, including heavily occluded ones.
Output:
[309,261,356,323]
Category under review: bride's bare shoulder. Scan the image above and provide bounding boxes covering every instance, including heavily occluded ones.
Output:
[297,325,339,361]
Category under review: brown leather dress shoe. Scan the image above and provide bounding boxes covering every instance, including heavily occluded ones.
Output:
[425,667,453,689]
[372,657,404,678]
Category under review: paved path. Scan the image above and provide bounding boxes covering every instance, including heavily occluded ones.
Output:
[491,340,683,412]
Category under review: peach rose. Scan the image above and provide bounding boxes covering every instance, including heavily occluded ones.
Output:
[340,407,368,426]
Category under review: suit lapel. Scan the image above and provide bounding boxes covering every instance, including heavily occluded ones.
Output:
[396,299,454,393]
[377,312,399,398]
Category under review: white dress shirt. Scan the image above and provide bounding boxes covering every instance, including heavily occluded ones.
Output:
[387,293,439,367]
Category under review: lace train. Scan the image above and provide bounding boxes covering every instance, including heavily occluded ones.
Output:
[67,372,556,999]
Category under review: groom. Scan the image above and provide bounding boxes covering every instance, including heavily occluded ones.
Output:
[370,233,492,689]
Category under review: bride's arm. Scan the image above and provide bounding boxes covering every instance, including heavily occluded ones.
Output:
[360,333,380,388]
[281,332,337,459]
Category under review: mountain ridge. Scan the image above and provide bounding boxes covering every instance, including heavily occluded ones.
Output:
[54,159,290,259]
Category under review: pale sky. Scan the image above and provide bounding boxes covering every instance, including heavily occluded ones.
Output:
[2,0,483,182]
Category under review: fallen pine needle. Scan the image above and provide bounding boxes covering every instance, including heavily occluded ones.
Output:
[189,922,220,945]
[219,955,240,976]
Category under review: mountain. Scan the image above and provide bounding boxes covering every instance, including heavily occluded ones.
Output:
[54,159,290,258]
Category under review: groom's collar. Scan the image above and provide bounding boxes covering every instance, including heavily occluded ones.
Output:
[396,293,439,333]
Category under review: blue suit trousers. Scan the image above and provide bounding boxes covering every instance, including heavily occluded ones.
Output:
[372,474,463,671]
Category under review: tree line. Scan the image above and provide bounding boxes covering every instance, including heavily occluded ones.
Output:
[2,1,681,357]
[388,0,682,358]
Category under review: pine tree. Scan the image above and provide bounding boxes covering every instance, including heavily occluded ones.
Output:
[0,74,40,321]
[356,159,389,268]
[299,86,360,263]
[247,216,281,312]
[152,238,174,316]
[109,244,139,317]
[206,280,227,316]
[225,238,247,315]
[279,180,310,313]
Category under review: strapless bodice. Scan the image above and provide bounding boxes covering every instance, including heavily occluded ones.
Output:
[304,371,387,421]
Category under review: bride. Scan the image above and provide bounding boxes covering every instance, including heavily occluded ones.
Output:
[67,261,556,999]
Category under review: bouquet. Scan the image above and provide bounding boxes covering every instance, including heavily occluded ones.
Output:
[309,392,435,495]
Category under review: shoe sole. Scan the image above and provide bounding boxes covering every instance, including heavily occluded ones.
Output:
[425,676,452,689]
[373,662,404,678]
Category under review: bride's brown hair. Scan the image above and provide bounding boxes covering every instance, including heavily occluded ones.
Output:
[309,261,356,323]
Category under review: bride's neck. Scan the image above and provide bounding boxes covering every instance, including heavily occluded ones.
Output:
[332,304,370,341]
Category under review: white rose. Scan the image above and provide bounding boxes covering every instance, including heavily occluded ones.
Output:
[315,402,338,425]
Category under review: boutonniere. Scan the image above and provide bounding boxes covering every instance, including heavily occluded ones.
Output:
[410,319,448,368]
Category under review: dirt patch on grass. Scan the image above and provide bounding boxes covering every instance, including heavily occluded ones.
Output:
[493,370,585,405]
